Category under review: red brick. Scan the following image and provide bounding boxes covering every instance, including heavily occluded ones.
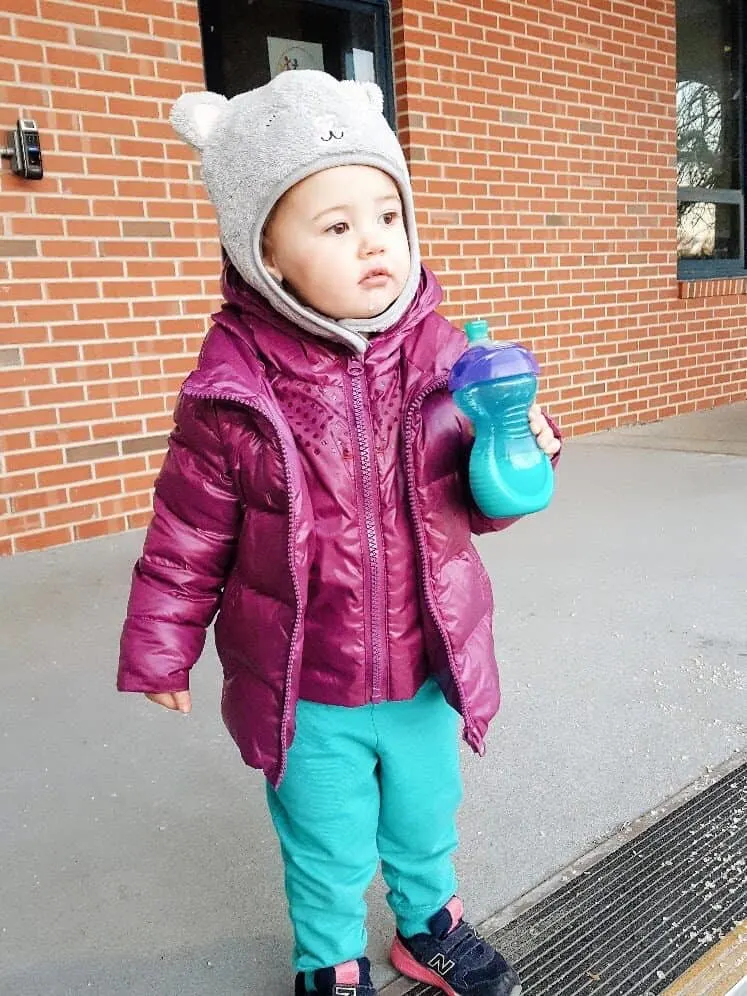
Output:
[40,1,96,24]
[127,510,153,530]
[1,431,33,452]
[46,281,99,301]
[69,260,124,279]
[44,502,99,528]
[98,9,151,34]
[52,89,108,113]
[35,425,91,447]
[76,301,129,321]
[91,419,144,440]
[14,526,73,552]
[37,465,92,488]
[69,479,121,503]
[75,516,127,541]
[81,114,137,136]
[11,259,69,280]
[42,241,97,258]
[17,63,76,88]
[11,17,68,43]
[93,456,148,479]
[12,488,68,513]
[57,402,115,425]
[5,447,64,472]
[2,407,57,430]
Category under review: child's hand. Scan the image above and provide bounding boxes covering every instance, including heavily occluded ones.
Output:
[528,405,561,457]
[145,690,192,713]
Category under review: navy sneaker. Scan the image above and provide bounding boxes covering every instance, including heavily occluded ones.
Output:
[390,897,521,996]
[294,956,378,995]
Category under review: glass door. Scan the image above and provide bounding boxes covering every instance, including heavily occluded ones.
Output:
[198,0,395,126]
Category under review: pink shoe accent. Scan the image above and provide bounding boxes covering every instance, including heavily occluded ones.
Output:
[444,896,465,933]
[390,936,458,996]
[335,960,360,985]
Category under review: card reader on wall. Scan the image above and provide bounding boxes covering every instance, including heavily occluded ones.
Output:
[1,119,44,179]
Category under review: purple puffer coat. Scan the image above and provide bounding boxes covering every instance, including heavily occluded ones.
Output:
[118,267,559,786]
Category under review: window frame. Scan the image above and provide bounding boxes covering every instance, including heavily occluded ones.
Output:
[676,0,747,280]
[196,0,396,128]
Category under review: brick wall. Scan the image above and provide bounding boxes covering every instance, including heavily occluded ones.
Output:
[0,0,222,555]
[2,0,746,555]
[393,0,746,424]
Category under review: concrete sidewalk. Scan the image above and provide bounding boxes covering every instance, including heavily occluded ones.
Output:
[1,404,745,995]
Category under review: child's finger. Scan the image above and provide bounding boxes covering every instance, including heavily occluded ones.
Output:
[172,690,192,713]
[536,428,552,450]
[528,411,547,435]
[145,691,178,710]
[145,691,191,712]
[541,433,561,455]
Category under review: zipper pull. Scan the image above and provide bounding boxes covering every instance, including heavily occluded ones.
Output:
[464,725,486,756]
[348,357,364,376]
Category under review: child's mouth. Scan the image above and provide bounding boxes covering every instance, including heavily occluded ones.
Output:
[359,268,392,288]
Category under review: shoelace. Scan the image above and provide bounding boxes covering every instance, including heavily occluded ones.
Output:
[440,921,494,966]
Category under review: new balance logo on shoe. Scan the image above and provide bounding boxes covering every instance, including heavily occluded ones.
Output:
[334,987,357,995]
[427,953,455,975]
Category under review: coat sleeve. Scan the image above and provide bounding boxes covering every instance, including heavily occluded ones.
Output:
[465,411,562,536]
[118,394,243,693]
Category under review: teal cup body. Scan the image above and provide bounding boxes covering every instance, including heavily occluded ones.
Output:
[449,321,554,518]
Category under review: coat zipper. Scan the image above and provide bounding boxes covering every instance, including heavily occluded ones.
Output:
[181,387,303,785]
[347,356,388,703]
[403,375,482,752]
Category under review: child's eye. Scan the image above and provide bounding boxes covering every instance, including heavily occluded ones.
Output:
[381,211,399,225]
[325,222,349,235]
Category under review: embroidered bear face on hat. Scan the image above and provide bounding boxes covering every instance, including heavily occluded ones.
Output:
[170,70,422,352]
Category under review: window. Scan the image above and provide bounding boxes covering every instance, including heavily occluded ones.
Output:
[197,0,395,126]
[676,0,745,277]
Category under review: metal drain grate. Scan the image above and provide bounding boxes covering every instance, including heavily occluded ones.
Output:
[399,763,746,996]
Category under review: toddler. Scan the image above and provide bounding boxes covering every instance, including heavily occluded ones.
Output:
[119,70,560,996]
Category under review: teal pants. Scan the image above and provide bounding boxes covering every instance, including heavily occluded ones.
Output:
[265,678,462,974]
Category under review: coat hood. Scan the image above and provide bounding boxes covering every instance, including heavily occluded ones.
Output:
[180,262,445,423]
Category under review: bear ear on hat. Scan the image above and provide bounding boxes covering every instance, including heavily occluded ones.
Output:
[170,91,229,151]
[339,79,385,115]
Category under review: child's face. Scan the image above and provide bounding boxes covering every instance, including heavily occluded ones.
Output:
[262,165,411,321]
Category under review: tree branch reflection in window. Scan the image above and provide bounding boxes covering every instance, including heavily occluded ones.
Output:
[677,80,723,257]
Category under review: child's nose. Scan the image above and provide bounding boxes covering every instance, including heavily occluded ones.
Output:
[359,227,386,256]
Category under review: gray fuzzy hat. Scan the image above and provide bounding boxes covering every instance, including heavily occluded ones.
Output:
[170,70,421,353]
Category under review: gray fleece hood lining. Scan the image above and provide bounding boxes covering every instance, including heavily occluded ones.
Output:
[250,152,421,349]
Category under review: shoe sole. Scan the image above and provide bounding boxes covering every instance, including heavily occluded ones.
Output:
[390,937,522,996]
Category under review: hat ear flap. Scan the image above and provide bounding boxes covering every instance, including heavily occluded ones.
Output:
[170,91,229,150]
[339,79,385,115]
[359,81,385,114]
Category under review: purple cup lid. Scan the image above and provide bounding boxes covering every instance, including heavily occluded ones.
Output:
[448,341,540,392]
